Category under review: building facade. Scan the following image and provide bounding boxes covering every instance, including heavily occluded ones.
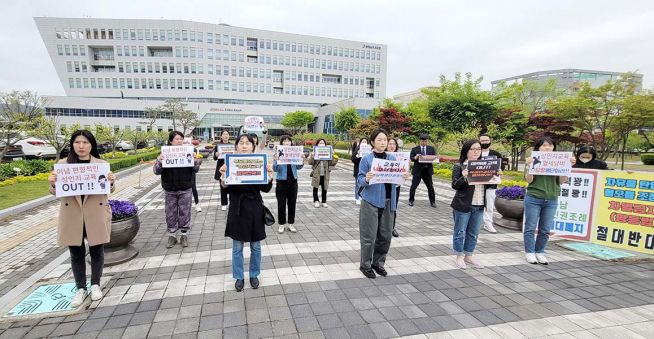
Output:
[491,69,643,93]
[34,17,387,137]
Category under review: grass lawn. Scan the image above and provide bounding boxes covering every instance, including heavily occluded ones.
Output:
[0,180,50,210]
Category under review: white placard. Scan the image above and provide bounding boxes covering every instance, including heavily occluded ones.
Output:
[528,151,572,176]
[313,146,333,161]
[387,151,411,168]
[418,155,439,163]
[161,146,196,168]
[224,154,269,185]
[357,144,372,157]
[217,145,236,160]
[54,163,111,197]
[369,158,409,185]
[551,170,596,240]
[277,146,305,165]
[244,116,265,131]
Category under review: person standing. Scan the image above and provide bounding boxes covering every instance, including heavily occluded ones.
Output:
[220,134,274,291]
[154,131,201,248]
[386,137,401,237]
[352,137,369,205]
[273,135,303,234]
[48,130,116,307]
[408,133,437,207]
[524,136,576,264]
[213,130,231,211]
[308,139,338,208]
[479,133,504,233]
[573,145,609,170]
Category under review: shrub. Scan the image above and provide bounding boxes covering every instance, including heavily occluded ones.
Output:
[501,179,528,188]
[0,173,50,188]
[434,169,452,178]
[433,163,454,170]
[334,151,351,160]
[0,159,53,181]
[642,154,654,165]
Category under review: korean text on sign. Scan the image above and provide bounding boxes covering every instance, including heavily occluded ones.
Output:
[54,163,111,197]
[528,151,572,176]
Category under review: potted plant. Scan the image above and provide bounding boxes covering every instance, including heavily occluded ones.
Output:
[105,200,140,265]
[494,185,526,231]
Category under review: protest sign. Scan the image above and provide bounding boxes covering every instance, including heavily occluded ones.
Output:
[54,163,111,197]
[277,146,304,165]
[161,146,196,168]
[467,158,501,184]
[244,116,265,131]
[418,155,439,163]
[357,144,372,157]
[224,154,268,185]
[387,151,411,168]
[528,151,572,176]
[551,169,598,241]
[591,171,654,254]
[369,158,409,185]
[183,137,193,145]
[217,145,236,159]
[313,146,333,160]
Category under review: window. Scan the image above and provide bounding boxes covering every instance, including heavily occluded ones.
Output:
[66,61,72,72]
[57,45,63,55]
[68,78,74,88]
[207,32,213,43]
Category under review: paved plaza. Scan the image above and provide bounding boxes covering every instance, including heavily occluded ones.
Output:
[0,157,654,338]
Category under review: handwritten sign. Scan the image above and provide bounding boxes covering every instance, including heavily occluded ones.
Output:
[357,144,372,157]
[224,154,268,185]
[54,163,111,197]
[313,146,333,161]
[418,155,439,164]
[528,151,572,176]
[217,145,236,160]
[161,146,196,168]
[369,158,409,185]
[467,158,501,185]
[244,116,265,131]
[387,151,411,168]
[552,169,597,241]
[277,146,304,165]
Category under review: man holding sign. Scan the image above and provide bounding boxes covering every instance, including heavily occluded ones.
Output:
[408,134,437,207]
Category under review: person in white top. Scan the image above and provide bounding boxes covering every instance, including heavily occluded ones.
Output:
[479,133,504,234]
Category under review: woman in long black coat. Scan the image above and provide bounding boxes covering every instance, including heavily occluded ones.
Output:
[220,134,273,292]
[213,130,232,211]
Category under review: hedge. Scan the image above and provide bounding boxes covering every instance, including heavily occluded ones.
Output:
[107,150,160,172]
[642,154,654,165]
[0,173,50,188]
[0,160,53,181]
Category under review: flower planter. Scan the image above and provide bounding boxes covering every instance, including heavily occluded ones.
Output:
[104,214,140,266]
[493,197,524,231]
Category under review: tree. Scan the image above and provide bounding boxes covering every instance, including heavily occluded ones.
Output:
[613,90,654,169]
[349,119,379,139]
[425,73,498,134]
[487,108,532,171]
[403,96,448,151]
[281,110,314,135]
[94,124,126,156]
[177,109,200,136]
[0,91,48,159]
[159,98,188,131]
[334,107,361,134]
[125,128,149,151]
[527,110,579,146]
[140,107,162,132]
[33,111,68,161]
[369,98,403,120]
[376,107,412,137]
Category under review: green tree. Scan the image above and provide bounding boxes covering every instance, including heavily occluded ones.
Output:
[0,91,48,159]
[159,98,188,131]
[94,124,126,156]
[425,73,498,134]
[140,107,162,132]
[349,119,379,139]
[403,96,448,151]
[613,90,654,169]
[177,109,200,136]
[124,128,149,151]
[281,110,314,135]
[334,107,361,134]
[33,111,68,161]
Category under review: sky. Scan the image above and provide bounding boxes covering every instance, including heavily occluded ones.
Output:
[1,0,652,97]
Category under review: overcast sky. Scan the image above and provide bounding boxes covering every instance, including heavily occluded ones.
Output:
[1,0,652,97]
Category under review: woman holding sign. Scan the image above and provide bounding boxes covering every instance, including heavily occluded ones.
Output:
[219,134,274,292]
[273,135,303,234]
[523,136,575,265]
[213,130,231,211]
[154,131,201,249]
[352,137,369,205]
[308,139,338,208]
[386,137,402,238]
[48,130,116,307]
[358,129,408,279]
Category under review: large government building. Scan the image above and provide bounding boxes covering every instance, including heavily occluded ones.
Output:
[34,17,387,138]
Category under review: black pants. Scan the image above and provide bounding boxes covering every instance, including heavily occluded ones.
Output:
[394,187,401,230]
[69,228,104,290]
[191,173,199,204]
[313,176,327,203]
[276,180,298,225]
[409,170,435,203]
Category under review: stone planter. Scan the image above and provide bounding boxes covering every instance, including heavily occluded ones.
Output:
[105,215,140,266]
[493,197,524,231]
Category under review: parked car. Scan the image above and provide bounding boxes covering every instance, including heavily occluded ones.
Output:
[0,143,26,162]
[97,142,113,154]
[115,140,135,151]
[14,138,57,159]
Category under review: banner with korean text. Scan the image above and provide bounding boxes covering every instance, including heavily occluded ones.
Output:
[369,158,409,185]
[54,163,111,197]
[224,153,268,185]
[528,151,572,176]
[161,146,195,168]
[276,146,304,165]
[551,169,598,241]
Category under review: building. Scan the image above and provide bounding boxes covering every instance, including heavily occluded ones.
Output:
[392,86,437,105]
[491,69,643,93]
[34,17,387,138]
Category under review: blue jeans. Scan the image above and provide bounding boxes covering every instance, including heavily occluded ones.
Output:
[523,194,558,254]
[452,206,484,255]
[354,180,361,199]
[232,240,261,280]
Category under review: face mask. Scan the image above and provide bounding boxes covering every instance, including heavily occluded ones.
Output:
[579,158,591,163]
[480,143,491,149]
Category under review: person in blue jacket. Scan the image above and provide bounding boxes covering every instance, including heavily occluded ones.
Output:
[273,135,304,234]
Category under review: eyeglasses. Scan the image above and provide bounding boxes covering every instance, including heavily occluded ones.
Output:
[469,148,482,151]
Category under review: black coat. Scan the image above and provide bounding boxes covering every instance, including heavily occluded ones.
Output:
[352,151,362,178]
[450,163,488,213]
[224,181,273,242]
[410,145,436,175]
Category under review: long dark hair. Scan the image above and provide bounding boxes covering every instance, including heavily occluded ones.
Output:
[235,134,256,153]
[534,136,557,151]
[279,135,293,145]
[67,130,100,163]
[386,137,399,152]
[459,139,481,164]
[167,131,184,146]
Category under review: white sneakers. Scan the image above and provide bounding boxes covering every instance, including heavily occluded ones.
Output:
[355,199,361,205]
[322,203,329,208]
[90,284,103,301]
[455,256,467,269]
[525,253,538,264]
[196,205,202,212]
[70,288,87,307]
[483,224,497,233]
[287,224,297,233]
[278,225,285,234]
[536,253,549,265]
[221,205,227,211]
[314,201,320,208]
[278,224,298,234]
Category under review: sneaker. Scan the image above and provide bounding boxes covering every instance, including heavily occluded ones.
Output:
[288,224,297,233]
[278,225,285,234]
[166,235,177,248]
[70,288,87,308]
[221,205,227,211]
[314,201,320,208]
[250,277,260,289]
[355,199,361,205]
[483,224,498,233]
[235,279,244,292]
[525,253,538,264]
[455,256,467,269]
[408,201,414,207]
[536,253,549,265]
[90,284,103,301]
[196,205,202,212]
[464,257,484,269]
[322,203,328,208]
[180,234,189,247]
[359,266,376,279]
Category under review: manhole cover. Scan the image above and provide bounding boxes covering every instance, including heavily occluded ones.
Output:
[562,242,636,260]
